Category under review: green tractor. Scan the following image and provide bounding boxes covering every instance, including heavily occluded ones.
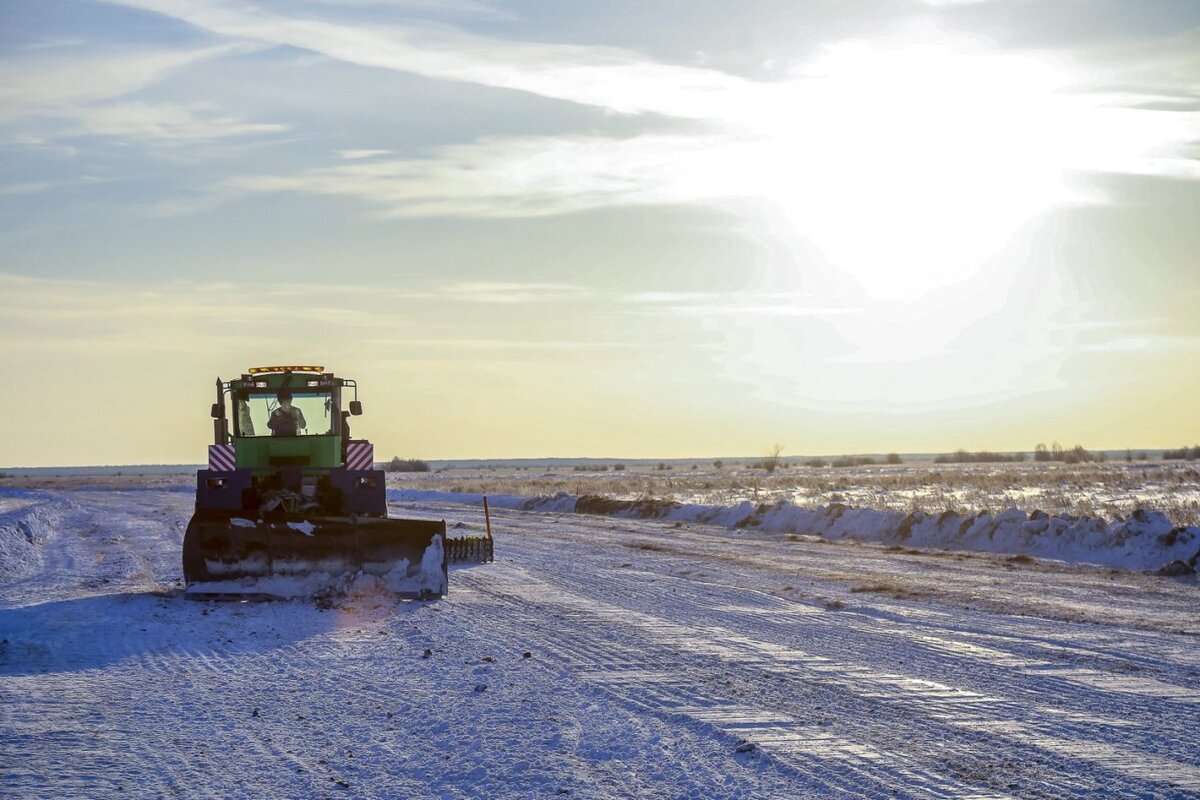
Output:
[183,365,491,598]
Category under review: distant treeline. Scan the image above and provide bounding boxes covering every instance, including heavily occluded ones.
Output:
[386,457,431,473]
[1033,443,1103,463]
[931,443,1104,464]
[934,450,1027,464]
[1163,445,1200,460]
[802,454,903,469]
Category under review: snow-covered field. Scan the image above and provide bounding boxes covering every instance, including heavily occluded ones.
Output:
[2,478,1199,798]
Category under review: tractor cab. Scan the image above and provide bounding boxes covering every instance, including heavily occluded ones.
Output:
[214,366,362,472]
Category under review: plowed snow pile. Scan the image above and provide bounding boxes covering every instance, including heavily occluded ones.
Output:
[392,489,1200,571]
[0,493,66,582]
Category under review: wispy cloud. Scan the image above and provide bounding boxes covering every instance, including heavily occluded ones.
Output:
[625,290,861,318]
[1049,316,1200,354]
[0,180,75,195]
[338,148,392,159]
[71,0,1193,313]
[300,0,510,17]
[70,102,286,141]
[1077,335,1200,354]
[0,43,285,145]
[100,0,762,120]
[0,45,236,113]
[439,281,593,304]
[0,273,595,333]
[365,337,628,351]
[0,272,613,362]
[20,37,90,51]
[196,28,1197,228]
[225,133,733,217]
[0,273,375,330]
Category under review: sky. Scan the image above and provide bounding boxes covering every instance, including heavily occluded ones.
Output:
[2,0,1199,466]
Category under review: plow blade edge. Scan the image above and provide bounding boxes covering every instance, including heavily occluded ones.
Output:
[183,509,447,598]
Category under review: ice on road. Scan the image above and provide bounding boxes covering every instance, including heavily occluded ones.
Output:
[2,484,1198,799]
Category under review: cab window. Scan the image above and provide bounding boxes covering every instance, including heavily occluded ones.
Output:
[234,391,335,437]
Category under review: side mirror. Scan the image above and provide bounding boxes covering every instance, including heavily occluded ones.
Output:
[349,400,363,416]
[211,403,225,419]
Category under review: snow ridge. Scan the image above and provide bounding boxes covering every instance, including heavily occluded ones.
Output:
[0,493,69,583]
[389,489,1200,572]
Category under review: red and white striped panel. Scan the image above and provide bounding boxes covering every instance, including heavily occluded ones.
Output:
[208,443,236,472]
[345,441,374,471]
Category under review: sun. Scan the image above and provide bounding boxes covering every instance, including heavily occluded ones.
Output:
[739,37,1088,302]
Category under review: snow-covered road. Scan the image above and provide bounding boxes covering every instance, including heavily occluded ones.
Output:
[2,485,1198,799]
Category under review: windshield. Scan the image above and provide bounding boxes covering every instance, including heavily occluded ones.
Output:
[234,390,336,438]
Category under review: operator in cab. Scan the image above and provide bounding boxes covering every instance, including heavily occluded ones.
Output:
[267,389,307,436]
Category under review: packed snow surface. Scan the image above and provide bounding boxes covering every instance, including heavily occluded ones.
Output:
[2,482,1199,799]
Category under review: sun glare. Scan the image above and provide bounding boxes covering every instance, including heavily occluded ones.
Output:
[741,39,1087,303]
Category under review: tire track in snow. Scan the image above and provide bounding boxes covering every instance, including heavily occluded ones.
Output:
[451,511,1200,798]
[488,503,1200,702]
[458,566,1017,799]
[5,490,779,798]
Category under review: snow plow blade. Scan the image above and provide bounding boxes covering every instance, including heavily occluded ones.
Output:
[182,509,447,599]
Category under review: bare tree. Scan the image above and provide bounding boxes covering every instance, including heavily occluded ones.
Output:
[761,443,784,473]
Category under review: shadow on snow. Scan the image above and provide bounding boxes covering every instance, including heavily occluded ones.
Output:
[0,588,430,677]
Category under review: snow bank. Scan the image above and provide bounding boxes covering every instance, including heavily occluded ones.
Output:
[391,489,1200,572]
[741,503,1200,572]
[0,495,65,583]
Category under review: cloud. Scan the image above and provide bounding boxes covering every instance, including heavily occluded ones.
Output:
[439,281,593,304]
[14,3,1200,316]
[20,38,91,51]
[0,272,595,338]
[0,43,285,145]
[1077,335,1200,354]
[1054,316,1200,354]
[0,45,239,114]
[624,291,861,318]
[69,102,287,141]
[225,132,741,217]
[51,1,1193,208]
[99,0,763,120]
[365,337,627,351]
[299,0,509,17]
[200,25,1197,228]
[0,272,617,364]
[338,149,392,159]
[0,180,72,195]
[0,273,371,330]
